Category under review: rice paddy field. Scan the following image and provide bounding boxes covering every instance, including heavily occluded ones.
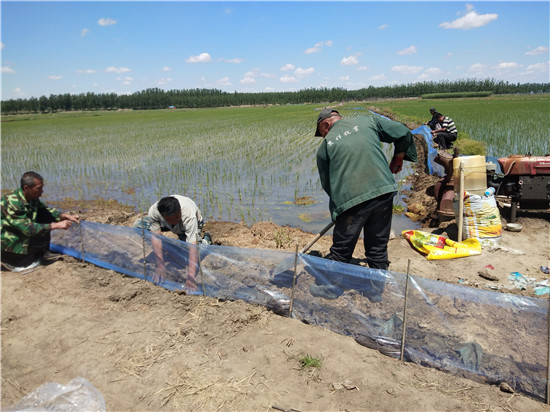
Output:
[2,95,548,232]
[371,94,550,156]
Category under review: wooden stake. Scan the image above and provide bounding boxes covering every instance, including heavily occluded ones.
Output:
[138,196,148,281]
[78,222,85,263]
[288,244,299,318]
[547,286,550,404]
[400,259,411,362]
[141,221,148,281]
[458,162,465,242]
[197,243,205,297]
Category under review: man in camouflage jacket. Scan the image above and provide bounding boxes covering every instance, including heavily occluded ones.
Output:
[1,171,79,269]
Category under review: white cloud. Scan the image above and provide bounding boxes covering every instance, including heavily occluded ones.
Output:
[439,4,497,30]
[218,77,232,86]
[418,67,443,80]
[281,63,295,72]
[161,66,171,72]
[2,66,16,74]
[339,75,350,81]
[294,67,315,76]
[370,74,386,81]
[241,68,275,84]
[225,58,243,64]
[397,45,417,55]
[424,67,442,75]
[378,24,388,30]
[116,76,133,85]
[98,18,116,26]
[391,65,423,74]
[468,63,487,74]
[77,69,96,74]
[523,61,549,75]
[280,74,298,83]
[13,88,25,97]
[105,66,131,73]
[305,42,323,54]
[185,53,212,63]
[1,42,4,49]
[240,76,255,85]
[526,46,549,56]
[48,75,63,80]
[81,28,90,37]
[495,62,520,69]
[341,54,360,65]
[304,40,332,54]
[525,62,549,71]
[358,66,369,71]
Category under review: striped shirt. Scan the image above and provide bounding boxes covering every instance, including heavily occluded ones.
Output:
[442,117,457,134]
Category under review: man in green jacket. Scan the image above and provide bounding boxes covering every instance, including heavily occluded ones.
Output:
[1,171,79,271]
[315,109,417,301]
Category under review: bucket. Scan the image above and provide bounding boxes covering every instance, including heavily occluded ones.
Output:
[453,155,487,196]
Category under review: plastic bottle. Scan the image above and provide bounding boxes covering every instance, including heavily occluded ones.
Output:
[484,187,495,196]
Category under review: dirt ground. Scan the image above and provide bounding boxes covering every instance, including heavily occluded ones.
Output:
[2,139,550,411]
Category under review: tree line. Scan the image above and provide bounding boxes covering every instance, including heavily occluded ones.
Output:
[2,78,548,114]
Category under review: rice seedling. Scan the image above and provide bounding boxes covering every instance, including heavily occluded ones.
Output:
[2,96,546,232]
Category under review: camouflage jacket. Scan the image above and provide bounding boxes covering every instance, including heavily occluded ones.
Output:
[1,188,61,254]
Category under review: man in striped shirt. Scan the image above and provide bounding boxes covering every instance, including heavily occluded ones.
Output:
[431,113,458,149]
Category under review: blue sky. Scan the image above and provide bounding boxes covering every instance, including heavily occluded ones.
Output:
[1,1,548,100]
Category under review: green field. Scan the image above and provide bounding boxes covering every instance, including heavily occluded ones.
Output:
[2,95,548,231]
[355,94,550,156]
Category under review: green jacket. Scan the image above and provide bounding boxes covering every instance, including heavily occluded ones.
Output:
[1,188,61,254]
[316,114,417,220]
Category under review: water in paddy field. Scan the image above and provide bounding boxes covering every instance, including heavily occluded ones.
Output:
[1,108,422,235]
[9,144,421,235]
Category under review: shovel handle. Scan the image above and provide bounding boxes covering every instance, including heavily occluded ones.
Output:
[299,221,335,254]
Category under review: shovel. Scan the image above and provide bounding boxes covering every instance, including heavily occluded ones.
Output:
[299,220,335,254]
[271,221,335,275]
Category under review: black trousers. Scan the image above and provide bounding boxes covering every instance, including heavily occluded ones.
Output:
[433,132,457,149]
[2,208,55,267]
[330,192,395,269]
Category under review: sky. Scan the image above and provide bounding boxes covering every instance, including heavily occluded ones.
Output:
[1,1,549,101]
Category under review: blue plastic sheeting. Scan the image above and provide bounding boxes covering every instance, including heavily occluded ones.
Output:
[411,125,445,176]
[52,221,548,401]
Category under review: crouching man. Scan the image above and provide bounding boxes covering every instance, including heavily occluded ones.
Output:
[134,195,211,290]
[1,171,79,272]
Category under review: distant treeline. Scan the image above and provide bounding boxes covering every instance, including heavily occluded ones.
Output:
[2,78,548,114]
[421,91,495,99]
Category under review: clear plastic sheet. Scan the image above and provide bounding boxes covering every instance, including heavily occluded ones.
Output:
[52,221,548,401]
[6,377,106,412]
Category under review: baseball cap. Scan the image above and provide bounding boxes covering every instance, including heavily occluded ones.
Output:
[430,107,437,112]
[315,109,340,136]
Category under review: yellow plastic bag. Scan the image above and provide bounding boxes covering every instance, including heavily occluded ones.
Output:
[402,230,481,260]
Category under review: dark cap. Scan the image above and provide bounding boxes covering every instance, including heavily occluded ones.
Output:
[315,109,340,136]
[430,107,437,112]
